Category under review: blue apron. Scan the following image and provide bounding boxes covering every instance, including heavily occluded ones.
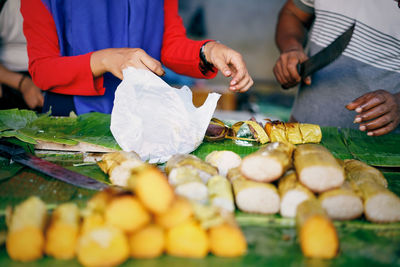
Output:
[41,0,164,115]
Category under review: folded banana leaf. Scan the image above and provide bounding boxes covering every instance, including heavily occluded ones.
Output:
[341,128,400,167]
[0,110,120,150]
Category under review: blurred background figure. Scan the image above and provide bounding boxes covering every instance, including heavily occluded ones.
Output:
[0,0,43,112]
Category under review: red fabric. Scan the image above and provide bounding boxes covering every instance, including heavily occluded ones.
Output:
[21,0,217,96]
[20,0,104,95]
[161,0,217,79]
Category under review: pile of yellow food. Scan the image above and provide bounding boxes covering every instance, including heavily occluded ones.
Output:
[5,159,247,267]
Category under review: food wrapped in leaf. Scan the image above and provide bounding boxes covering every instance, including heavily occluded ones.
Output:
[77,225,129,267]
[344,159,400,223]
[155,197,194,229]
[285,122,303,144]
[296,199,339,259]
[205,118,230,141]
[319,181,363,221]
[6,196,47,262]
[207,175,235,212]
[166,154,218,183]
[278,171,315,218]
[45,203,80,259]
[227,168,280,214]
[264,120,288,143]
[168,166,208,203]
[128,224,165,259]
[299,123,322,143]
[294,144,345,193]
[128,164,174,214]
[209,222,247,258]
[240,142,294,182]
[205,150,242,177]
[97,151,143,187]
[166,220,209,258]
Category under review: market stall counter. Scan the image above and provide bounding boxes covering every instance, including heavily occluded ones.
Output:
[0,109,399,266]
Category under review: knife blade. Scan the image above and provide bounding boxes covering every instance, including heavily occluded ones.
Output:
[0,140,109,191]
[298,23,355,79]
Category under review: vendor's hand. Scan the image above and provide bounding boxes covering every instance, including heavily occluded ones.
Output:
[273,49,311,89]
[19,77,44,109]
[91,48,165,80]
[346,90,400,136]
[203,41,253,93]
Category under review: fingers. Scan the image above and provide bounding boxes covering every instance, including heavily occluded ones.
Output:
[364,121,397,136]
[229,73,253,92]
[229,54,246,85]
[273,51,307,89]
[359,114,397,136]
[227,54,253,92]
[349,90,400,136]
[346,90,386,111]
[139,53,165,76]
[353,102,391,123]
[212,59,232,78]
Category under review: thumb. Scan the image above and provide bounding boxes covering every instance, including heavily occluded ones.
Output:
[304,76,311,85]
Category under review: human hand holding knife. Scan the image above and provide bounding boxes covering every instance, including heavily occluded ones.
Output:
[274,23,355,89]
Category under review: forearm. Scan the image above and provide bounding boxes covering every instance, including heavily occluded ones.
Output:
[275,1,313,53]
[21,0,104,96]
[0,64,24,90]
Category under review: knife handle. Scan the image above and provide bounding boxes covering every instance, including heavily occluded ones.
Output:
[297,63,304,78]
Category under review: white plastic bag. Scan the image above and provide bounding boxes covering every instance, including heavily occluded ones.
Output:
[111,67,220,163]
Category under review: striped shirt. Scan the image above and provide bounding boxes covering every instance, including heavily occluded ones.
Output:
[291,0,400,131]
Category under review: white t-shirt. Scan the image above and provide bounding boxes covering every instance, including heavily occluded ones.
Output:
[0,0,29,71]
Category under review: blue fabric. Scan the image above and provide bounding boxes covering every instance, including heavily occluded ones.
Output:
[41,0,164,115]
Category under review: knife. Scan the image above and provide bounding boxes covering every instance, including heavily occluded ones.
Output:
[297,23,355,79]
[0,140,109,191]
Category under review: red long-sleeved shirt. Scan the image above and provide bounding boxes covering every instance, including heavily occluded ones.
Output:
[20,0,217,96]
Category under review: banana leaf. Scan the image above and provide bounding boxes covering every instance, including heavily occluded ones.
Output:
[0,130,37,144]
[0,168,97,215]
[0,109,38,131]
[192,138,262,160]
[341,128,400,167]
[320,127,353,160]
[68,112,121,150]
[19,115,79,145]
[0,157,23,182]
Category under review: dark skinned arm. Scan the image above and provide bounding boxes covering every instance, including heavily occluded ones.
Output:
[273,0,314,89]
